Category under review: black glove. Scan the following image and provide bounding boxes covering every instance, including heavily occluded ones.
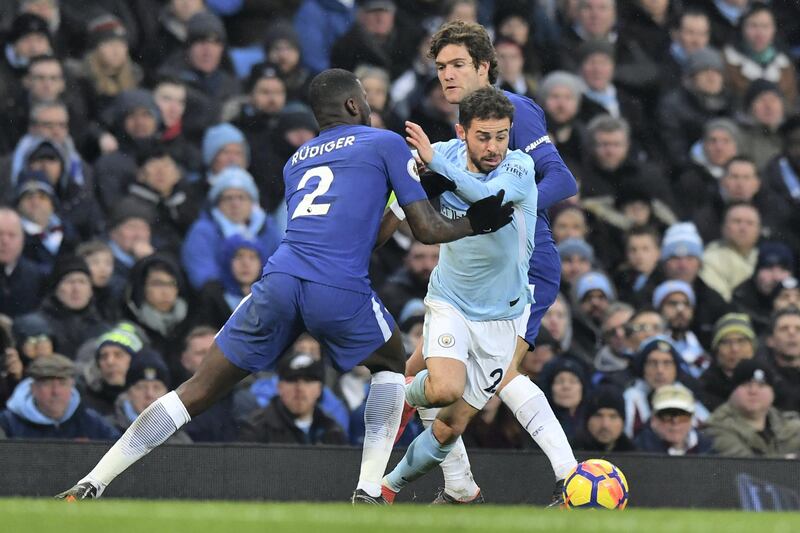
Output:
[420,170,456,199]
[466,190,514,235]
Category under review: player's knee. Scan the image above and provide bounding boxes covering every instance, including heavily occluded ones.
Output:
[432,418,461,445]
[426,381,462,406]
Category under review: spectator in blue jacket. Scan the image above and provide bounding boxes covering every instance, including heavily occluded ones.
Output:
[293,0,355,74]
[181,167,281,290]
[634,383,713,455]
[0,354,119,440]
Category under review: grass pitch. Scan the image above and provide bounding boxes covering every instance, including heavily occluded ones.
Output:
[2,499,799,533]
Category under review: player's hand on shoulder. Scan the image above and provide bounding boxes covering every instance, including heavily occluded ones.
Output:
[466,189,514,235]
[420,170,456,200]
[405,121,434,164]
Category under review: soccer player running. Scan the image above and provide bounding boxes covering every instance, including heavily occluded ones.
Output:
[379,87,540,504]
[397,21,579,505]
[55,69,514,503]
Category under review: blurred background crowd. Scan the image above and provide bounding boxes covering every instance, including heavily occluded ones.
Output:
[1,0,800,459]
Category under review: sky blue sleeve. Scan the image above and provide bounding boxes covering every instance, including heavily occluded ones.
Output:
[427,150,535,204]
[507,93,577,209]
[379,132,428,207]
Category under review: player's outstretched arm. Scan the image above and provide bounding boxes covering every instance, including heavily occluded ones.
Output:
[403,191,513,244]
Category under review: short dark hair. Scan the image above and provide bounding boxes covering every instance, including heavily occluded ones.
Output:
[722,200,759,222]
[670,8,709,30]
[183,325,218,352]
[625,225,660,247]
[458,87,513,129]
[724,155,758,174]
[26,54,61,73]
[770,306,800,335]
[308,68,360,118]
[153,74,186,90]
[429,21,498,85]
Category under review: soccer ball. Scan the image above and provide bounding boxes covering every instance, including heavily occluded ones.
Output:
[562,459,629,510]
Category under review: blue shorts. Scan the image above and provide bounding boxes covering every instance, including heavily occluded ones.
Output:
[525,242,561,347]
[215,272,396,373]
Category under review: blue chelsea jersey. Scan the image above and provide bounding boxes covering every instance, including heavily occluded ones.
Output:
[263,124,427,294]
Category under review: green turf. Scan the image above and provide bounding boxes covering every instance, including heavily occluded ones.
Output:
[2,499,799,533]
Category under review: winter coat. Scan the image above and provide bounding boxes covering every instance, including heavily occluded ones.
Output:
[706,402,800,457]
[0,378,119,441]
[237,396,348,445]
[293,0,355,74]
[700,240,758,303]
[573,430,637,453]
[26,296,109,359]
[124,181,199,257]
[0,256,45,317]
[329,18,423,80]
[699,363,736,412]
[378,268,430,320]
[723,44,797,108]
[691,277,732,351]
[634,424,714,455]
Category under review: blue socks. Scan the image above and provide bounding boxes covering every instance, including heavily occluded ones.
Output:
[384,426,455,493]
[405,369,430,408]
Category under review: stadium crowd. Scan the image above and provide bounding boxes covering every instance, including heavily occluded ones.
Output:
[1,0,800,459]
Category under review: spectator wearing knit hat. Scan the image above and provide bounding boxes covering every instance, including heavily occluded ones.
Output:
[157,11,239,125]
[24,255,109,360]
[773,277,800,312]
[105,196,156,298]
[574,386,636,452]
[0,353,119,440]
[676,118,741,219]
[558,238,594,295]
[634,384,713,455]
[263,21,312,104]
[570,271,616,365]
[141,0,206,71]
[537,71,587,167]
[196,122,250,201]
[706,359,800,457]
[661,222,730,349]
[737,80,786,170]
[700,202,761,302]
[653,279,709,379]
[723,3,797,109]
[15,169,78,276]
[699,313,757,411]
[540,357,589,444]
[75,13,143,124]
[0,13,52,111]
[112,349,191,443]
[623,335,710,438]
[657,47,734,170]
[182,167,281,290]
[80,322,145,417]
[732,241,795,334]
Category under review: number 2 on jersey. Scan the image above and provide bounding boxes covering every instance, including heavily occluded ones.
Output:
[291,166,334,219]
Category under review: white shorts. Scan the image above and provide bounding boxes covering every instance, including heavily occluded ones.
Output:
[422,297,530,409]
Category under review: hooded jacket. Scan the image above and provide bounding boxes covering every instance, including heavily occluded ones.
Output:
[706,401,800,457]
[0,378,119,440]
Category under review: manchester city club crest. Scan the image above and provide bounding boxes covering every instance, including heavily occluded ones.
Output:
[438,334,455,348]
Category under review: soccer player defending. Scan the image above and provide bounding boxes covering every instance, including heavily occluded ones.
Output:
[55,69,513,503]
[397,21,579,505]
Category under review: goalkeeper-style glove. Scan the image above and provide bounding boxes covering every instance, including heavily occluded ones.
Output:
[466,190,514,235]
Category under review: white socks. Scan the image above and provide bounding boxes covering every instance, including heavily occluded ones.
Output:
[81,391,191,496]
[356,371,405,497]
[418,406,480,501]
[499,375,577,480]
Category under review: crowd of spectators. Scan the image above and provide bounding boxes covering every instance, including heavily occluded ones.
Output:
[1,0,800,459]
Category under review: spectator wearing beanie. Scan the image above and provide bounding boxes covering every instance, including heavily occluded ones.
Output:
[123,253,192,375]
[574,386,636,452]
[157,12,239,127]
[732,241,795,334]
[676,118,741,219]
[182,167,281,290]
[772,276,800,312]
[706,359,800,457]
[540,357,588,444]
[8,133,104,241]
[653,279,709,378]
[570,271,616,366]
[263,22,312,104]
[623,335,709,438]
[660,222,730,349]
[106,196,157,297]
[737,80,786,170]
[81,322,144,417]
[0,13,52,109]
[113,349,191,443]
[15,170,78,277]
[657,47,735,171]
[536,71,587,167]
[141,0,206,71]
[0,353,119,441]
[558,238,594,295]
[699,313,757,411]
[723,3,797,108]
[194,235,267,330]
[634,383,713,455]
[123,146,199,258]
[197,122,250,201]
[23,255,109,359]
[76,14,143,123]
[700,202,761,302]
[94,89,163,209]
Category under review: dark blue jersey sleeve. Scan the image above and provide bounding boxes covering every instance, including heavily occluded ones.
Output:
[506,92,578,210]
[377,131,428,207]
